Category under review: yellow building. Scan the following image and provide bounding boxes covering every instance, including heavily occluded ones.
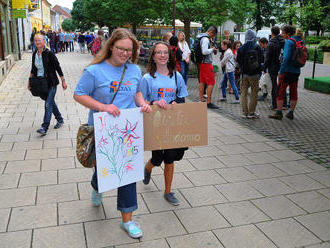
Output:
[42,0,51,30]
[30,16,42,31]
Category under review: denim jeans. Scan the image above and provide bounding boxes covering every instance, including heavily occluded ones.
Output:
[69,41,74,52]
[42,86,63,131]
[221,71,239,100]
[180,61,189,85]
[91,168,138,213]
[50,41,55,53]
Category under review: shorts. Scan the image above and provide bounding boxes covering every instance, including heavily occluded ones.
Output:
[151,148,186,166]
[199,63,215,85]
[277,73,299,101]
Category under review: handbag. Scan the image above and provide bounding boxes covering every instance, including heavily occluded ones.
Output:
[29,76,49,98]
[76,63,127,168]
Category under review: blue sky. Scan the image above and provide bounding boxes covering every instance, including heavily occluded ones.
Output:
[48,0,73,9]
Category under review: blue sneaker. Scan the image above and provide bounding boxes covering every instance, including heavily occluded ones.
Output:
[37,128,47,136]
[120,220,143,239]
[54,121,64,129]
[91,190,102,206]
[164,192,180,206]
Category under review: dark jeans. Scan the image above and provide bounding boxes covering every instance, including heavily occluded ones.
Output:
[91,168,138,212]
[69,41,74,52]
[180,61,189,85]
[221,71,239,100]
[50,41,55,53]
[42,86,63,131]
[270,71,287,109]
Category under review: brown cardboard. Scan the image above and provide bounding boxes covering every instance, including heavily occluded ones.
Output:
[143,102,208,150]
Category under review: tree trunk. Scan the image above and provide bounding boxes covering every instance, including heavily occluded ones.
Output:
[183,19,190,47]
[132,24,137,35]
[255,0,262,31]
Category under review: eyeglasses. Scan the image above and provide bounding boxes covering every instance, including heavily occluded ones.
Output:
[114,46,133,54]
[154,51,169,55]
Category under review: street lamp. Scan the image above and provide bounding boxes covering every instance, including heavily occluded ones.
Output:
[172,0,176,34]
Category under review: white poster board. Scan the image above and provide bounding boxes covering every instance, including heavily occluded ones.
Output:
[93,108,144,193]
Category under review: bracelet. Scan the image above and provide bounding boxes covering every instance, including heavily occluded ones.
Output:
[150,101,154,105]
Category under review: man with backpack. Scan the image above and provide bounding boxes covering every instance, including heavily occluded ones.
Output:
[194,26,219,109]
[269,25,306,120]
[237,29,263,118]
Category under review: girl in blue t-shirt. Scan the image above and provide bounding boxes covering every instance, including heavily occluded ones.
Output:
[74,28,151,239]
[139,41,188,206]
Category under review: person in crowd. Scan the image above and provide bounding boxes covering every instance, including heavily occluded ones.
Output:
[178,31,191,85]
[169,36,182,73]
[85,32,93,53]
[220,30,234,92]
[69,32,75,52]
[140,41,188,206]
[64,32,69,52]
[55,31,60,53]
[237,29,263,119]
[263,26,285,109]
[219,40,240,104]
[59,30,64,52]
[49,31,56,53]
[30,27,37,52]
[258,37,269,101]
[162,32,173,43]
[269,25,301,120]
[78,32,86,53]
[28,34,67,135]
[232,40,242,91]
[197,25,219,109]
[74,28,151,239]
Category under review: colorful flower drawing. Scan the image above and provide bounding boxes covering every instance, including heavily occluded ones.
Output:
[121,119,140,140]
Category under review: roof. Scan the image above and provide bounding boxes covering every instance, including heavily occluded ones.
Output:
[52,5,71,18]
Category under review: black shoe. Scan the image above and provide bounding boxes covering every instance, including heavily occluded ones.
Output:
[286,111,294,120]
[207,103,219,109]
[269,112,283,120]
[37,128,47,136]
[143,168,151,185]
[54,121,64,129]
[257,96,265,101]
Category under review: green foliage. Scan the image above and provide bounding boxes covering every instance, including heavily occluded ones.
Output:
[305,36,330,45]
[318,40,330,52]
[71,0,94,32]
[299,0,324,33]
[307,48,323,64]
[226,0,255,30]
[61,18,76,32]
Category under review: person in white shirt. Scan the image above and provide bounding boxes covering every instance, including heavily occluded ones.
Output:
[178,31,191,85]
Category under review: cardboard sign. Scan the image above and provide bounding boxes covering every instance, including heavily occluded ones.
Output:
[143,102,208,150]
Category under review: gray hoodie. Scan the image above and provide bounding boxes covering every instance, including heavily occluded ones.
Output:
[197,33,214,64]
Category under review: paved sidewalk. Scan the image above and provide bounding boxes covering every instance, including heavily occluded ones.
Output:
[0,52,329,248]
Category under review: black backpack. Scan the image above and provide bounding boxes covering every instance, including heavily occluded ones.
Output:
[243,44,261,75]
[191,34,209,64]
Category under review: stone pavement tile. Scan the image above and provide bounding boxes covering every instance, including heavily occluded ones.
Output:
[219,135,247,145]
[37,183,79,204]
[25,148,57,160]
[306,242,330,248]
[191,145,225,157]
[287,191,330,213]
[307,171,330,187]
[318,188,330,199]
[0,142,13,151]
[0,162,5,173]
[180,186,227,207]
[12,141,43,150]
[189,157,225,170]
[0,230,32,248]
[267,150,305,162]
[301,160,329,171]
[0,150,25,162]
[242,142,275,153]
[116,238,170,248]
[184,170,226,186]
[0,208,10,232]
[213,224,276,248]
[58,147,76,157]
[243,152,280,164]
[166,231,224,248]
[77,182,116,200]
[136,180,159,194]
[59,167,93,184]
[216,154,254,167]
[252,195,306,219]
[215,201,270,226]
[265,141,288,150]
[57,131,77,139]
[218,144,251,155]
[19,171,57,187]
[272,160,318,175]
[141,190,190,213]
[41,157,75,171]
[33,223,86,248]
[58,199,105,225]
[240,134,269,142]
[249,178,295,196]
[0,174,20,189]
[216,167,257,182]
[29,131,57,141]
[279,175,326,192]
[0,127,19,135]
[208,137,224,146]
[152,172,193,190]
[172,159,196,172]
[181,149,199,159]
[0,187,36,209]
[1,134,29,142]
[8,204,57,231]
[175,206,230,233]
[103,194,149,219]
[4,160,40,174]
[216,182,264,201]
[257,218,321,247]
[43,139,72,149]
[296,211,330,241]
[244,164,288,179]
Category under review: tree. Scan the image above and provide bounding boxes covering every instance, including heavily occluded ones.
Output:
[61,18,76,31]
[71,0,94,32]
[227,0,255,31]
[299,0,324,35]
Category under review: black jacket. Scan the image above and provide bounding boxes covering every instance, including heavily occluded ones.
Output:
[263,35,285,73]
[31,48,63,87]
[237,41,263,75]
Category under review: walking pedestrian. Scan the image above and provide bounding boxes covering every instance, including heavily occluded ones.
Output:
[162,32,173,43]
[28,34,67,135]
[178,31,191,85]
[233,40,242,91]
[169,36,182,72]
[73,28,151,239]
[78,33,86,53]
[140,41,188,206]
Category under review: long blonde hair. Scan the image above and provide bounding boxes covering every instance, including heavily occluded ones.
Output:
[90,28,139,65]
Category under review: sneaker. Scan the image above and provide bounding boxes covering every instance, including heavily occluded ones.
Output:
[230,99,240,104]
[257,95,266,101]
[241,115,248,119]
[207,103,219,109]
[286,111,294,120]
[91,190,102,206]
[54,121,64,129]
[120,220,143,239]
[220,98,227,102]
[203,94,207,98]
[282,106,288,110]
[37,128,47,136]
[269,112,283,120]
[164,192,180,206]
[143,167,151,185]
[247,113,260,119]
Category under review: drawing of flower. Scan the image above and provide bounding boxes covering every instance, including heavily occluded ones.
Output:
[97,136,109,148]
[125,163,134,172]
[121,120,140,141]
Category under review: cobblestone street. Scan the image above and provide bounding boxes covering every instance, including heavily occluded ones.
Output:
[0,52,329,248]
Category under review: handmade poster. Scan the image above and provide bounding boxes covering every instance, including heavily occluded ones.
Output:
[144,102,208,150]
[93,108,144,193]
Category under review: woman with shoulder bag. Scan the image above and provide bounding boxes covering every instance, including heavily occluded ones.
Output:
[73,28,151,239]
[28,34,67,136]
[139,41,188,206]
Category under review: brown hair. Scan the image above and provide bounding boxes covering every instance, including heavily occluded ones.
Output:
[222,39,232,49]
[233,40,242,50]
[146,41,176,78]
[90,28,139,66]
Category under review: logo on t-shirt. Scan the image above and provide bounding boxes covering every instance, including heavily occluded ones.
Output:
[110,80,133,93]
[110,81,118,93]
[157,88,175,98]
[158,88,164,98]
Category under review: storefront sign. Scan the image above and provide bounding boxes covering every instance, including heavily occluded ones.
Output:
[12,9,26,19]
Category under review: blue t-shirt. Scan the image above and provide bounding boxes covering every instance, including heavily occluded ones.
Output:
[59,32,64,42]
[139,72,188,104]
[74,61,142,126]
